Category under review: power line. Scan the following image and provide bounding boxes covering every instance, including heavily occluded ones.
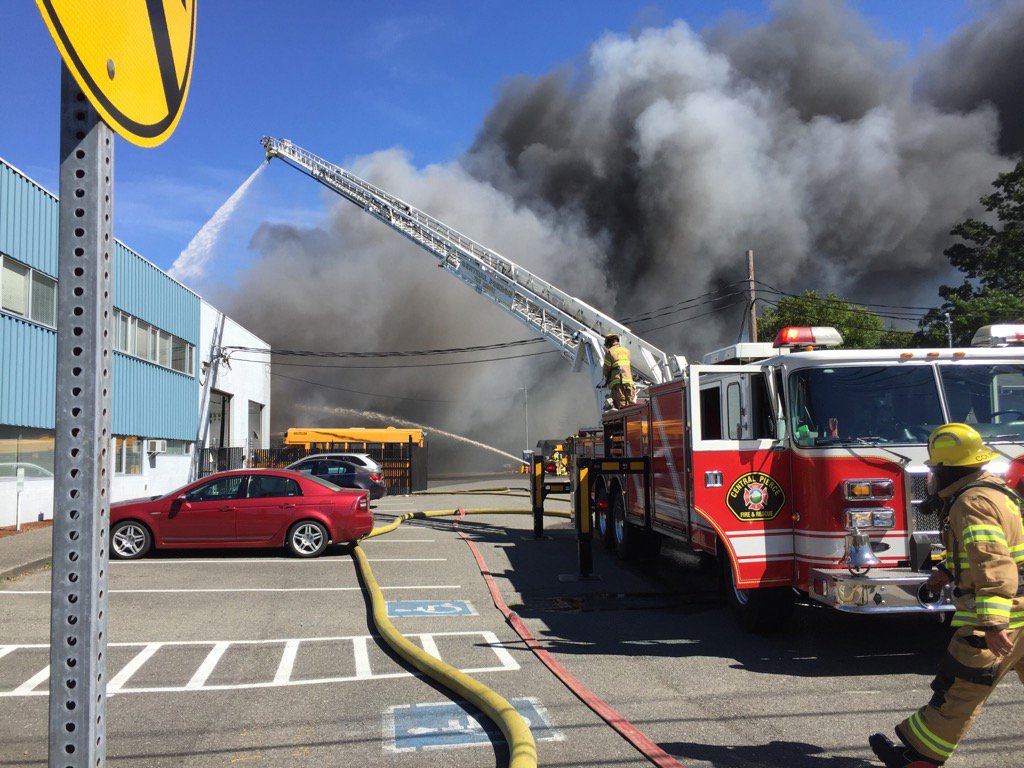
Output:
[754,280,938,315]
[230,347,558,370]
[635,296,748,333]
[224,337,544,359]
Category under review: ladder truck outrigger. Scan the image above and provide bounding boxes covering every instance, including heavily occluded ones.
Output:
[262,137,1024,631]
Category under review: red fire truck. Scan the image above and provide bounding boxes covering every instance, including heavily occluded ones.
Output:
[261,139,1024,631]
[571,325,1024,630]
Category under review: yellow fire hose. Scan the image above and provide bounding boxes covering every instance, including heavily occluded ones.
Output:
[353,506,570,768]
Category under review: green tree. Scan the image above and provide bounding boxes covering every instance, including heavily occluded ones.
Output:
[757,291,908,349]
[918,159,1024,343]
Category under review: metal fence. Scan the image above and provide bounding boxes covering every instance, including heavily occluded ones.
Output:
[196,440,427,495]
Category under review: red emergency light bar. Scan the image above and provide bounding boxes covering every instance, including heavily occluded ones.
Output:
[773,326,844,350]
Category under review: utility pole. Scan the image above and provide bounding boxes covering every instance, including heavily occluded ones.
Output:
[944,312,953,348]
[746,250,758,343]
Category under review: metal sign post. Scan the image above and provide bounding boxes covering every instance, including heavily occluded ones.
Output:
[47,64,114,767]
[32,4,196,765]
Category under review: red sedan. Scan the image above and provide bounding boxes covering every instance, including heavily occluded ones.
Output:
[109,469,373,559]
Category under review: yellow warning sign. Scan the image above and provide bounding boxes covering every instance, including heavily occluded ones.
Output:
[35,0,196,147]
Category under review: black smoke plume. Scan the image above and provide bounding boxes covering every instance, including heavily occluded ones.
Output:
[213,0,1020,470]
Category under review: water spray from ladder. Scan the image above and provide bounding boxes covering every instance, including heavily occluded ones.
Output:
[296,404,528,466]
[169,162,268,281]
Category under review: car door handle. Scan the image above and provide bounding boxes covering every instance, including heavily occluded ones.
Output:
[219,506,237,512]
[279,503,296,509]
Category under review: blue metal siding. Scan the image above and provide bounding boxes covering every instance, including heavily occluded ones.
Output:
[114,243,200,344]
[113,355,198,440]
[1,157,201,438]
[0,315,56,429]
[0,160,59,276]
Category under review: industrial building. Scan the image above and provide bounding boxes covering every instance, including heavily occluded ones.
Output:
[0,157,270,526]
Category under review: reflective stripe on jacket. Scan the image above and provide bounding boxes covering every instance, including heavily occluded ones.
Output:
[602,344,633,384]
[940,472,1024,630]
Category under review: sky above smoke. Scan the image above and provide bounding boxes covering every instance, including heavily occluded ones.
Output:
[211,0,1022,469]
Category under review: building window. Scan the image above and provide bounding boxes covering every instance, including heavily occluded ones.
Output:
[165,440,192,455]
[1,255,57,328]
[0,426,55,478]
[114,309,194,375]
[113,436,143,475]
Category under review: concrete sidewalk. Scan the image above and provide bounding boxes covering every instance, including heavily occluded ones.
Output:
[0,525,52,581]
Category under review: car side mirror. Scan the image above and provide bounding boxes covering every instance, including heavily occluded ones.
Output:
[172,494,188,508]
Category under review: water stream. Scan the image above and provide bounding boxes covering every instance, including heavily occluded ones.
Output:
[296,403,528,466]
[170,162,267,281]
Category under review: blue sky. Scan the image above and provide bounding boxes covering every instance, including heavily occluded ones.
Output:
[1,1,979,284]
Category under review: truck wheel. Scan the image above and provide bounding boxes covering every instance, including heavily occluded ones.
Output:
[595,486,614,549]
[722,552,794,633]
[611,493,641,559]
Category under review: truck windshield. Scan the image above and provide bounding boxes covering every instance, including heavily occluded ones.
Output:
[790,366,944,447]
[939,364,1024,441]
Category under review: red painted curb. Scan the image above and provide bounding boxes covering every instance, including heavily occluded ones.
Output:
[454,524,685,768]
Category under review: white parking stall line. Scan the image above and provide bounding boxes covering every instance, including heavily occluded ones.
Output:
[108,643,162,692]
[0,646,16,661]
[273,640,300,685]
[364,539,435,544]
[351,636,373,679]
[0,632,519,696]
[13,666,49,695]
[110,557,447,565]
[417,633,443,661]
[481,631,519,671]
[0,585,462,595]
[186,643,229,690]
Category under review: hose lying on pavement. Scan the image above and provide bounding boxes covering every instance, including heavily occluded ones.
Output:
[355,508,568,768]
[360,505,684,768]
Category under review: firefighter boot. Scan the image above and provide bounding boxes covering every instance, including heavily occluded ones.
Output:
[869,733,942,767]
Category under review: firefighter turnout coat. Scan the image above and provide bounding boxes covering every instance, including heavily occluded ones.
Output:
[895,471,1024,764]
[602,343,633,386]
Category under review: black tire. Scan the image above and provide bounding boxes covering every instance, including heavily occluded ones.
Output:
[611,492,641,559]
[595,484,614,549]
[722,551,795,633]
[110,520,152,560]
[286,520,329,558]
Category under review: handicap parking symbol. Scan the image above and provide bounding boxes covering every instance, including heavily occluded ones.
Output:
[386,698,563,752]
[386,600,477,618]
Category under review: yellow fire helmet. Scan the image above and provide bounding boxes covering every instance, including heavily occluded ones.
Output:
[926,422,999,467]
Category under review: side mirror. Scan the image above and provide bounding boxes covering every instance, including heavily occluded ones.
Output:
[172,494,188,509]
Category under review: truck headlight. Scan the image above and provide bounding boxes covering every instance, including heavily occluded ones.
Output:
[842,507,896,530]
[844,479,894,500]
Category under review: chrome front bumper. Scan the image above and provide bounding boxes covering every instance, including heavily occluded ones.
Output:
[808,567,954,614]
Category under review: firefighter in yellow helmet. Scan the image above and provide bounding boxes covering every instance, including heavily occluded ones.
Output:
[870,423,1024,767]
[600,334,635,409]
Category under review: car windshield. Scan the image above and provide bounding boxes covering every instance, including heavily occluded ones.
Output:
[939,364,1024,441]
[790,365,944,447]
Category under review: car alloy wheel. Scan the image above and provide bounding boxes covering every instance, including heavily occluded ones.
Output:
[289,522,327,557]
[111,521,151,559]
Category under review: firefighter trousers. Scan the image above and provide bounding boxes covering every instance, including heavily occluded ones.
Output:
[610,381,635,409]
[896,626,1024,763]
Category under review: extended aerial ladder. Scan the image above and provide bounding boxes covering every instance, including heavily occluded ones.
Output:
[261,137,685,410]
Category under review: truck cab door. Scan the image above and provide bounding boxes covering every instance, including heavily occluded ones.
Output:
[688,364,794,589]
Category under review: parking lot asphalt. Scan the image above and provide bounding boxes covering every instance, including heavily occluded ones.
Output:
[1,476,1021,767]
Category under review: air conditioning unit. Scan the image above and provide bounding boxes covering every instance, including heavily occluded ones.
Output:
[146,439,168,454]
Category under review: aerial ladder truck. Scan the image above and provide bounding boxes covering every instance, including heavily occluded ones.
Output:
[261,137,1024,632]
[261,136,685,414]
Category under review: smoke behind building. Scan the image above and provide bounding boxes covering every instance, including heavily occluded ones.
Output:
[213,0,1022,470]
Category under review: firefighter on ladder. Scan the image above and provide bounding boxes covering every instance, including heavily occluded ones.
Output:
[870,423,1024,767]
[599,334,635,409]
